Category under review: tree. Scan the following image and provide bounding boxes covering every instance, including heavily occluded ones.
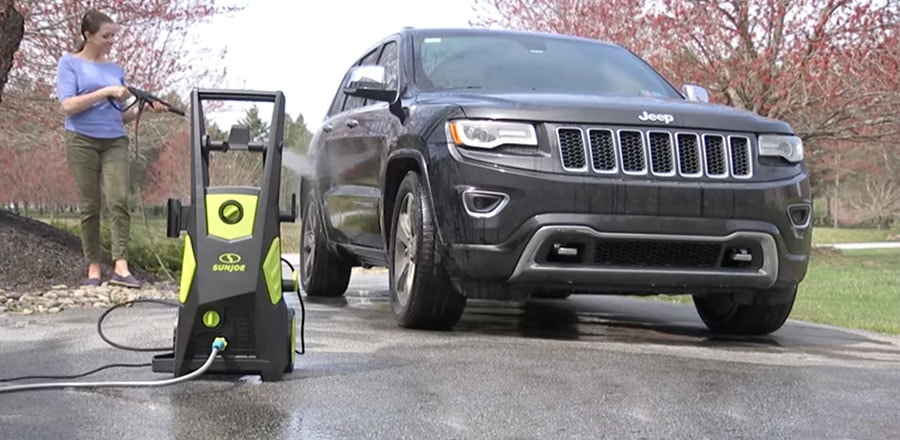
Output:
[847,172,899,229]
[142,125,191,205]
[284,113,312,155]
[0,0,24,102]
[10,0,242,91]
[237,104,270,142]
[472,0,649,51]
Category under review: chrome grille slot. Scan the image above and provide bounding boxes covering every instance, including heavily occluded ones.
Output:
[618,130,646,174]
[703,134,728,178]
[729,136,752,178]
[557,127,588,172]
[676,133,703,177]
[587,129,617,173]
[552,124,754,179]
[648,131,675,176]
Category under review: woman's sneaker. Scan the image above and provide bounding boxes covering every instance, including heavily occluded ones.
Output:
[109,273,141,289]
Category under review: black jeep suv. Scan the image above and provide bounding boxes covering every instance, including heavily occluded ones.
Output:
[298,27,812,335]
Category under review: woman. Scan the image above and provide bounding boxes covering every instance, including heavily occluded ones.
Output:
[56,9,166,288]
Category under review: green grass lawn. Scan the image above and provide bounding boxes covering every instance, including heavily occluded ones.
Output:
[791,248,899,334]
[27,214,900,334]
[812,225,899,244]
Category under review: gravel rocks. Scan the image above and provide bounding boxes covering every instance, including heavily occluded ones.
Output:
[0,281,178,315]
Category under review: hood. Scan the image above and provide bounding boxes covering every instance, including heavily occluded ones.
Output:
[414,92,793,134]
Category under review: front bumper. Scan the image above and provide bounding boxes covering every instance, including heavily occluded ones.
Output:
[428,153,812,297]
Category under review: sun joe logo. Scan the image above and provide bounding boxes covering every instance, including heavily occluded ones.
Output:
[212,252,246,272]
[637,110,675,124]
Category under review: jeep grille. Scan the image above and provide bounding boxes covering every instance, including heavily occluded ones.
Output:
[556,127,753,179]
[592,239,722,268]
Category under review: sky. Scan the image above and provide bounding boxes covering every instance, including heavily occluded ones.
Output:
[199,0,488,131]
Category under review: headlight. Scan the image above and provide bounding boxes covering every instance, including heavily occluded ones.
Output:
[758,134,803,162]
[447,120,538,149]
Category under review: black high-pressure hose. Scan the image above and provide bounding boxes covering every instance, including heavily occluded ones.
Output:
[109,86,186,156]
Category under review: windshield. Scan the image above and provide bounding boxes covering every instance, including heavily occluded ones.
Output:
[413,31,681,98]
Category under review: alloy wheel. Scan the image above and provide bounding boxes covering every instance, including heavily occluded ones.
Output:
[392,193,417,308]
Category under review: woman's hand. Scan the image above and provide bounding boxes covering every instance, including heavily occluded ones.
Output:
[105,85,131,100]
[147,101,168,112]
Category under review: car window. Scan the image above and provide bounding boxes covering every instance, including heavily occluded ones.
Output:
[413,33,680,98]
[378,41,399,92]
[343,48,381,112]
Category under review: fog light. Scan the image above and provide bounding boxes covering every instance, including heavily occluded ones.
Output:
[462,189,510,218]
[787,204,811,228]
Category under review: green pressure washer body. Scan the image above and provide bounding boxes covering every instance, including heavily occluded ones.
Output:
[151,89,299,381]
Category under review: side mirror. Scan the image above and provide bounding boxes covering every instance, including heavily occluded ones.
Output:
[681,84,710,103]
[343,65,397,102]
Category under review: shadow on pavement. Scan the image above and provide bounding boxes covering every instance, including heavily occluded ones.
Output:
[441,294,897,361]
[296,282,899,365]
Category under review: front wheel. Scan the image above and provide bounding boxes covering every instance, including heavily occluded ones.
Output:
[693,285,797,335]
[389,171,466,330]
[299,197,351,297]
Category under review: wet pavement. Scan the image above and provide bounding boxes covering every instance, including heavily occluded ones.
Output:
[2,272,899,439]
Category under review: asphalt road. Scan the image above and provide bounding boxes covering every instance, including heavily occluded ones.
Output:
[1,271,899,439]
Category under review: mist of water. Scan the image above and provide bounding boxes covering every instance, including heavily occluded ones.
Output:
[282,150,314,177]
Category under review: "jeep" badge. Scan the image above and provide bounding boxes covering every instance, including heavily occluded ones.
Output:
[638,111,675,124]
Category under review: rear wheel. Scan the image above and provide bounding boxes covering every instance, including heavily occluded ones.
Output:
[299,197,351,297]
[389,171,466,330]
[693,285,797,335]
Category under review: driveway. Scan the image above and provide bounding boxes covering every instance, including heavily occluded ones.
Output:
[1,271,899,439]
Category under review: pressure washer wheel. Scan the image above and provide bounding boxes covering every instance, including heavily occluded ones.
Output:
[299,197,351,297]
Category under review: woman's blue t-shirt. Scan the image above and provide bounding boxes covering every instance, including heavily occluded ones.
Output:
[56,53,127,139]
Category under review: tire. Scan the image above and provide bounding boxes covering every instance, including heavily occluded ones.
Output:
[692,285,797,335]
[389,171,466,330]
[299,196,351,297]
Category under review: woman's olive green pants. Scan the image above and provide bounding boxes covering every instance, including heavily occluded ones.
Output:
[64,130,131,264]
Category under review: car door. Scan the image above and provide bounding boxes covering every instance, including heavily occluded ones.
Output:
[340,38,403,250]
[322,46,384,247]
[312,67,353,244]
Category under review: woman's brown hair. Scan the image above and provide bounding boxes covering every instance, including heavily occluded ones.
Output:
[75,9,115,52]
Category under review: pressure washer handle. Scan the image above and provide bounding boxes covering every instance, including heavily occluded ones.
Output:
[128,86,186,116]
[109,86,186,116]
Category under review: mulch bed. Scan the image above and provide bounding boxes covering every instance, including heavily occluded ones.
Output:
[0,209,154,292]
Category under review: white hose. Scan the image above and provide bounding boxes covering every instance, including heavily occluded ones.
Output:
[0,341,224,394]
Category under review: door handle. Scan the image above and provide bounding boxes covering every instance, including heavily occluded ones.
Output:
[322,123,333,133]
[345,119,359,128]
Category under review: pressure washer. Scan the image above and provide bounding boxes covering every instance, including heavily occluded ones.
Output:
[152,88,299,381]
[0,87,303,393]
